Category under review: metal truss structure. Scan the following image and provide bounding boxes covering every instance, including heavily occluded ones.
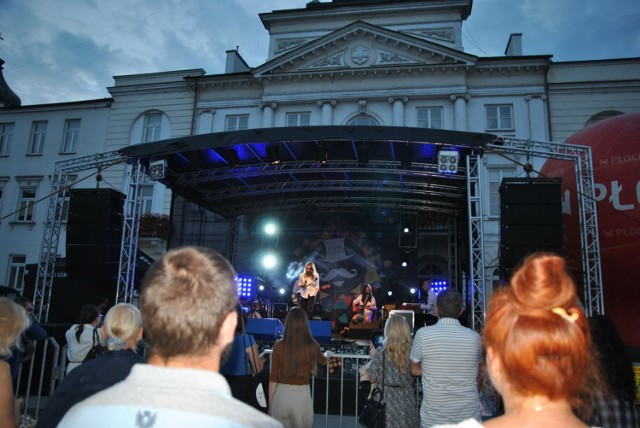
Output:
[32,136,602,330]
[32,151,127,322]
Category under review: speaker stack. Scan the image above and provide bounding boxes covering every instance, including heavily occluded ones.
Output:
[499,178,563,280]
[50,189,125,323]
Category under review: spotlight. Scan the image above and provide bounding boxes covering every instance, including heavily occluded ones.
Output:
[278,288,286,295]
[437,150,459,174]
[402,261,408,267]
[149,159,166,180]
[235,276,254,300]
[409,288,416,295]
[258,285,265,291]
[387,290,393,296]
[262,253,278,270]
[403,227,410,234]
[267,145,281,165]
[264,222,278,236]
[316,143,328,165]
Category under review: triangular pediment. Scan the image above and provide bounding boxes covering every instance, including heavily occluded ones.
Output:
[253,21,477,77]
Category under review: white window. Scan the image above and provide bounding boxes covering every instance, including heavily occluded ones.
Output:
[0,123,14,156]
[286,112,311,127]
[59,177,76,222]
[348,116,379,126]
[16,186,37,221]
[488,168,515,216]
[225,115,249,131]
[486,105,513,131]
[143,113,162,143]
[417,107,443,129]
[61,119,81,153]
[29,121,47,155]
[142,184,154,214]
[7,255,27,294]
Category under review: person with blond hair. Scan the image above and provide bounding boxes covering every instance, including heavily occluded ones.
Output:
[292,262,320,319]
[434,252,597,428]
[37,303,145,427]
[60,246,281,427]
[367,314,419,427]
[269,307,330,428]
[0,297,30,428]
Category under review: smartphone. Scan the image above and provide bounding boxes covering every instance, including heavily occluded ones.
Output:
[372,331,384,348]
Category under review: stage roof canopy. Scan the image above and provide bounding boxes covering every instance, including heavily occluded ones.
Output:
[119,126,497,218]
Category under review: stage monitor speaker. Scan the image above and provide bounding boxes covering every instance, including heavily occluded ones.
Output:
[347,323,380,340]
[66,189,125,279]
[245,318,284,342]
[389,309,415,332]
[309,320,332,344]
[499,178,563,274]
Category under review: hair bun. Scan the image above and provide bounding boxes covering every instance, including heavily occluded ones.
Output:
[509,253,576,312]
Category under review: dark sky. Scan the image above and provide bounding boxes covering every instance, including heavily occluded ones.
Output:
[1,0,638,105]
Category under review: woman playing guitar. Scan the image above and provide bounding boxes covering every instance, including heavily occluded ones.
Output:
[351,284,377,324]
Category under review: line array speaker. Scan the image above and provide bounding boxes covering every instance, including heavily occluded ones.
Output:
[66,188,125,279]
[499,178,564,275]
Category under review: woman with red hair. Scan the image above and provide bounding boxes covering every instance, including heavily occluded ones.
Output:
[435,252,596,427]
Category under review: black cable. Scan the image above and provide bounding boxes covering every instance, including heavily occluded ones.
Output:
[483,146,640,226]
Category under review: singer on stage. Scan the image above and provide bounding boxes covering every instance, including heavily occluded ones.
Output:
[292,262,319,319]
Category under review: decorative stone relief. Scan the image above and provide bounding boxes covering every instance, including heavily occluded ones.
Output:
[375,49,413,65]
[351,46,370,65]
[419,27,455,43]
[275,37,311,53]
[310,52,346,68]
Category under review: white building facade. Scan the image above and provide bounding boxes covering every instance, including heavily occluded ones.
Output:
[1,0,639,301]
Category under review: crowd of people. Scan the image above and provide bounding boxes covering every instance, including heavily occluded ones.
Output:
[0,249,637,428]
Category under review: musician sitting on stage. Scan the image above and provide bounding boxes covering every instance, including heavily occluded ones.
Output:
[351,284,377,324]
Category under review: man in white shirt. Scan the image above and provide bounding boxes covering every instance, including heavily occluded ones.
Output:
[410,289,481,427]
[60,246,282,428]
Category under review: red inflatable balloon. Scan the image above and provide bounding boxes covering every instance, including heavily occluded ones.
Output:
[540,113,640,347]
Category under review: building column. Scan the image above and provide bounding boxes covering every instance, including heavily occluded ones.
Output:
[317,100,336,125]
[389,97,408,126]
[450,94,470,131]
[196,108,215,134]
[261,102,277,128]
[526,94,547,141]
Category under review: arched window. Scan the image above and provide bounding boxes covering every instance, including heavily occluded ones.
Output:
[348,116,379,126]
[584,110,623,128]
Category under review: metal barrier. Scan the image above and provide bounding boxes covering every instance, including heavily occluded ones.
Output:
[15,337,66,420]
[16,343,418,427]
[261,349,420,428]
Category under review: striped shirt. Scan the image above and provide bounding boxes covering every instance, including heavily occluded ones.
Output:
[410,318,482,428]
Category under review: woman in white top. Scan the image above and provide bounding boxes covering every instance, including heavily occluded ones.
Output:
[292,262,319,319]
[64,304,105,373]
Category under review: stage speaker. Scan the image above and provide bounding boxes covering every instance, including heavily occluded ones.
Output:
[245,318,284,342]
[66,188,125,279]
[499,178,563,274]
[309,320,332,344]
[347,323,380,340]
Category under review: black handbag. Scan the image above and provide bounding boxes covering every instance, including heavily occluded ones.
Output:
[359,350,386,428]
[82,328,106,362]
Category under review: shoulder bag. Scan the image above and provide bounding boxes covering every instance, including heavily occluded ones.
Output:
[82,328,106,362]
[359,349,386,428]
